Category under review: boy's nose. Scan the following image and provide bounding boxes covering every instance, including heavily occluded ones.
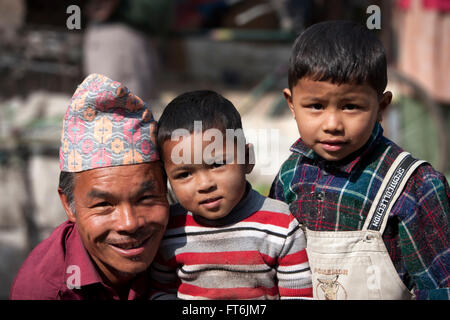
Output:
[196,170,217,193]
[322,111,344,133]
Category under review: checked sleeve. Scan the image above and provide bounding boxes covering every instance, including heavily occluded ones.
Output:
[396,167,450,300]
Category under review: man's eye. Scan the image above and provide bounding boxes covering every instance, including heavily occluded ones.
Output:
[139,195,155,203]
[91,201,111,208]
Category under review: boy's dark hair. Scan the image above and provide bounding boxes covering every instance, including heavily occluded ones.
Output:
[288,20,387,95]
[157,90,243,152]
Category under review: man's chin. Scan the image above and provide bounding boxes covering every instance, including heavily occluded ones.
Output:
[108,259,150,278]
[100,250,152,274]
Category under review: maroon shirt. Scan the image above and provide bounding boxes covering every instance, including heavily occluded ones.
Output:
[10,220,151,300]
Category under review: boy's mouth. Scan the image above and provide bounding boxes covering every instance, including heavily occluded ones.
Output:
[319,140,347,152]
[199,196,223,209]
[199,196,223,204]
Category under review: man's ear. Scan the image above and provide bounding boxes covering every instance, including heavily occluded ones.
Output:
[377,91,392,122]
[244,143,255,174]
[58,188,76,222]
[283,88,295,119]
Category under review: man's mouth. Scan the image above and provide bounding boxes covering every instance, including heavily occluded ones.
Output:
[107,235,153,257]
[110,238,148,250]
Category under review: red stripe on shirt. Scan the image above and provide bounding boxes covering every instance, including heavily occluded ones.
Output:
[243,210,291,228]
[168,210,291,230]
[278,249,309,266]
[173,251,268,266]
[279,286,313,298]
[179,283,279,299]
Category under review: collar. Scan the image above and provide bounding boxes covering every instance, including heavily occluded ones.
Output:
[290,122,384,174]
[64,223,104,288]
[193,182,265,227]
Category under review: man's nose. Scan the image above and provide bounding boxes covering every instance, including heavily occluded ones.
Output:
[196,170,217,193]
[115,204,141,234]
[322,110,344,133]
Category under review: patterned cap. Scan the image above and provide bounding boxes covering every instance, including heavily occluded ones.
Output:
[60,73,159,172]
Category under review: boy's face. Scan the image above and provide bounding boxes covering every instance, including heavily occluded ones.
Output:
[162,133,253,220]
[284,78,392,161]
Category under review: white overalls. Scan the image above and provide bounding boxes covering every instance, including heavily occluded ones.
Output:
[305,152,425,300]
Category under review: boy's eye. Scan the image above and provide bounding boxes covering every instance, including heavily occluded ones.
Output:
[205,156,228,167]
[174,171,190,179]
[307,103,323,110]
[343,104,361,110]
[211,162,225,169]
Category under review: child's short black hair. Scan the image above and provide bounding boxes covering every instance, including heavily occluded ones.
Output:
[288,20,387,95]
[157,90,243,151]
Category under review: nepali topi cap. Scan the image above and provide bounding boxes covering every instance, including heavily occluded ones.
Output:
[60,73,159,172]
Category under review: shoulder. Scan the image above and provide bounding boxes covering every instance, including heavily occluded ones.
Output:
[10,221,75,300]
[410,162,447,184]
[271,152,312,201]
[260,196,291,215]
[407,162,449,202]
[381,134,448,197]
[391,156,449,227]
[380,137,448,205]
[277,152,304,180]
[249,192,297,229]
[365,136,441,189]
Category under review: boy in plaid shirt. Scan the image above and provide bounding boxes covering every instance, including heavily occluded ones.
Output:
[269,21,449,299]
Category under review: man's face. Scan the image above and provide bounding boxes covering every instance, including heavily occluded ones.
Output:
[162,133,252,221]
[284,78,391,161]
[61,163,169,284]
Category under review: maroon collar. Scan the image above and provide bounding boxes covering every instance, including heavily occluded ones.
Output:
[63,223,104,288]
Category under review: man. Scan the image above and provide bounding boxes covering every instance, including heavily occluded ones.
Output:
[10,74,169,300]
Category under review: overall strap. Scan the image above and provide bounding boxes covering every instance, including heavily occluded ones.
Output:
[363,152,426,233]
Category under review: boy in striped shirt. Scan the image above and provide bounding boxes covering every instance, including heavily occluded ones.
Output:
[150,90,312,299]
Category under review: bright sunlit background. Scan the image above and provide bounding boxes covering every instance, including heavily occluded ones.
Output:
[0,0,448,299]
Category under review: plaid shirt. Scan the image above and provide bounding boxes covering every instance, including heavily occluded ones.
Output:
[269,123,450,299]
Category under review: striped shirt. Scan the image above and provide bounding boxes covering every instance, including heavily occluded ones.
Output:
[150,186,312,300]
[269,123,450,300]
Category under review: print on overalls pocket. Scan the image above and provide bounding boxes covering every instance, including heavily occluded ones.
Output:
[311,255,382,300]
[316,274,347,300]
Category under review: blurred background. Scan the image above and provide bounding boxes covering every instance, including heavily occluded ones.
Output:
[0,0,448,299]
